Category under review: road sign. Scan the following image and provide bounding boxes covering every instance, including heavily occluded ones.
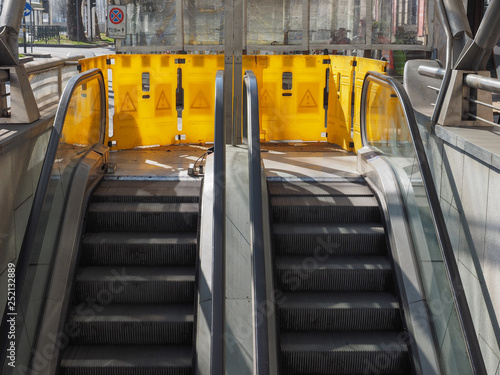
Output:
[24,3,32,17]
[107,5,126,38]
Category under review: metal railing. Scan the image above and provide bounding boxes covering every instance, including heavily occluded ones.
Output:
[243,70,270,375]
[361,70,487,375]
[211,70,225,375]
[0,68,107,371]
[25,56,83,114]
[419,65,500,127]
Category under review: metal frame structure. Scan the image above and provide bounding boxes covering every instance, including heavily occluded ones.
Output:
[115,0,434,55]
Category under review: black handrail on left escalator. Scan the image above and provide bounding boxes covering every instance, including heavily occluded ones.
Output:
[243,70,270,375]
[360,70,487,375]
[0,68,106,370]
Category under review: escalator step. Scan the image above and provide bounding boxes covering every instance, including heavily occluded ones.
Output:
[81,232,197,266]
[273,223,386,256]
[279,292,402,331]
[93,180,201,203]
[268,181,373,197]
[60,345,192,375]
[86,202,199,232]
[271,196,381,223]
[75,266,195,304]
[280,331,410,374]
[68,304,193,345]
[275,256,393,292]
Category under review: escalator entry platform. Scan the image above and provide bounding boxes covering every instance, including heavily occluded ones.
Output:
[60,179,201,375]
[269,179,412,374]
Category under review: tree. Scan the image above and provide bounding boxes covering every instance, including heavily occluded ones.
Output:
[67,0,87,42]
[53,0,68,22]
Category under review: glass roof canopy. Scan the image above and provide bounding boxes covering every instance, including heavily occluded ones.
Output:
[111,0,433,54]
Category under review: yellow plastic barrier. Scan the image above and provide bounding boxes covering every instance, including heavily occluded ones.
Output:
[62,78,102,146]
[365,82,410,145]
[75,54,388,152]
[110,54,178,150]
[326,55,355,151]
[78,55,110,145]
[181,55,224,143]
[353,57,388,151]
[259,55,328,142]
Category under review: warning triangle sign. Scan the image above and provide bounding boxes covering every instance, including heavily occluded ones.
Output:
[260,90,273,106]
[191,91,210,109]
[299,90,317,107]
[156,91,171,110]
[120,92,137,112]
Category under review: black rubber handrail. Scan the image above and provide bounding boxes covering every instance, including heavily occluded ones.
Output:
[360,71,487,375]
[211,70,225,375]
[243,70,270,375]
[0,68,106,370]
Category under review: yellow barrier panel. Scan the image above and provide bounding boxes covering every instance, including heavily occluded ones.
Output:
[365,81,410,145]
[76,54,389,152]
[353,57,388,151]
[326,55,355,151]
[110,54,178,150]
[62,78,102,146]
[181,55,224,143]
[260,55,328,142]
[78,56,109,145]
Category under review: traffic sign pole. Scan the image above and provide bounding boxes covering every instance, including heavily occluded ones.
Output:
[23,16,27,54]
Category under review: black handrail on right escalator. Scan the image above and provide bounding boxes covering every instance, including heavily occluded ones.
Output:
[243,70,270,375]
[0,68,106,370]
[211,70,225,375]
[360,71,487,375]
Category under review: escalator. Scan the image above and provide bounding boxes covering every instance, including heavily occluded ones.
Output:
[59,179,200,374]
[0,68,224,375]
[244,69,487,375]
[269,179,410,374]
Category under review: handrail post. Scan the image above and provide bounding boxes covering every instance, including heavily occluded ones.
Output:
[211,70,226,375]
[244,70,270,375]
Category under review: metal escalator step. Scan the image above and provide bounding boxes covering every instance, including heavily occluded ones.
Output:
[275,256,393,292]
[268,181,374,197]
[93,180,201,203]
[280,331,410,374]
[75,266,195,304]
[68,304,193,345]
[279,292,402,331]
[81,232,197,266]
[271,196,381,223]
[60,345,192,375]
[86,202,199,232]
[273,223,386,256]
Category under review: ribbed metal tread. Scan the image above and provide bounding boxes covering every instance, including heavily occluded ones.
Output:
[81,232,197,266]
[271,196,380,223]
[68,304,193,345]
[61,345,192,375]
[75,266,195,304]
[86,202,199,232]
[280,332,410,374]
[93,180,201,203]
[275,256,393,292]
[268,181,373,197]
[273,222,385,235]
[279,292,402,331]
[273,223,386,255]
